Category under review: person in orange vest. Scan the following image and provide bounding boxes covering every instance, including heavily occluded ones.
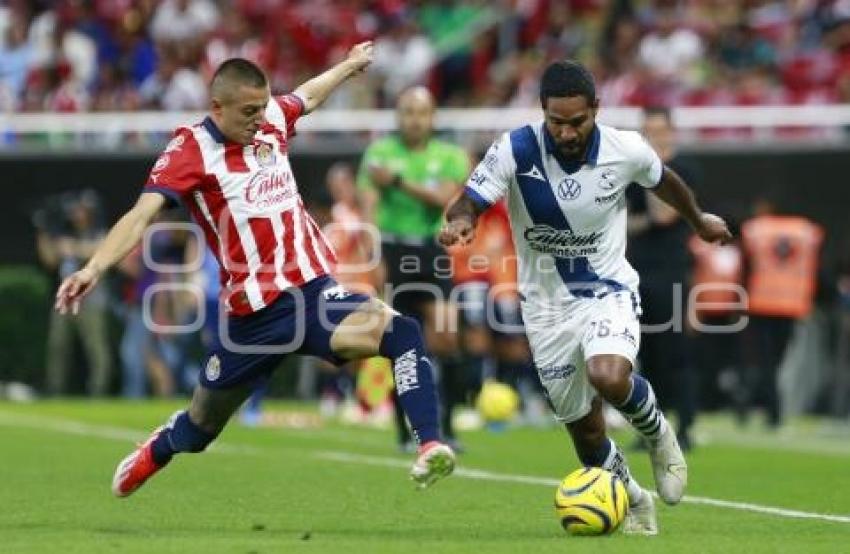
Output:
[688,227,745,410]
[324,162,383,296]
[740,198,824,427]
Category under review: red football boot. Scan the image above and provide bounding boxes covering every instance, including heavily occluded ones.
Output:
[111,428,168,498]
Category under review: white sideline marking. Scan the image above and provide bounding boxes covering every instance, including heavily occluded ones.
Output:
[2,411,849,525]
[0,412,146,442]
[316,450,850,524]
[0,411,264,456]
[316,450,558,487]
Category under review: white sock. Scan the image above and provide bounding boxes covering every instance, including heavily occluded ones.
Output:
[600,438,645,507]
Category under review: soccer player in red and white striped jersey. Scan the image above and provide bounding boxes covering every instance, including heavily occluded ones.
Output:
[55,42,455,497]
[145,85,332,315]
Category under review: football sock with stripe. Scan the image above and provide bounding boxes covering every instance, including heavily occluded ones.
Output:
[616,374,669,442]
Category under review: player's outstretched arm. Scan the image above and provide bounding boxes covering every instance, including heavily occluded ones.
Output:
[294,41,373,114]
[438,192,487,247]
[54,192,166,315]
[651,167,732,244]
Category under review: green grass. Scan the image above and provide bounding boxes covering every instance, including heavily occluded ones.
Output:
[1,400,849,553]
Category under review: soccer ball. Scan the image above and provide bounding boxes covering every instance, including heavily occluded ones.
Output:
[475,381,519,422]
[554,467,628,536]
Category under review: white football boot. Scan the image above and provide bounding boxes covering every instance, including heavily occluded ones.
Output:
[623,488,658,536]
[410,441,456,489]
[648,426,688,505]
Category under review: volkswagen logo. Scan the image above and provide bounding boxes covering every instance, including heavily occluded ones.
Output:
[557,178,581,201]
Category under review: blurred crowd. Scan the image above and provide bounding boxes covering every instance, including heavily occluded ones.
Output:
[2,0,850,113]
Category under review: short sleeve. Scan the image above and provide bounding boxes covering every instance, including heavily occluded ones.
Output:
[464,132,514,209]
[631,132,663,189]
[268,93,305,138]
[144,128,205,204]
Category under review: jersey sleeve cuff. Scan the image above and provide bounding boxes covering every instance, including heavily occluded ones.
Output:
[284,92,306,116]
[464,186,493,210]
[144,186,183,207]
[645,166,664,189]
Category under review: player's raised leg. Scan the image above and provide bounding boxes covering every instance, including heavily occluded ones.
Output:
[566,397,657,535]
[112,383,252,497]
[586,354,687,505]
[329,297,455,488]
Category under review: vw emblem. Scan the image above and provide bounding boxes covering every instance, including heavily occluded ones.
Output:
[557,178,581,201]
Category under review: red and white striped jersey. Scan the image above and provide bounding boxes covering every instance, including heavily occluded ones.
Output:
[144,93,337,315]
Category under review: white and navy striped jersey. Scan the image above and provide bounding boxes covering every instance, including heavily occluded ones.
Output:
[144,94,336,315]
[464,122,662,311]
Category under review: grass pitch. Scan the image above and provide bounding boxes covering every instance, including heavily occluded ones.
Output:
[1,400,848,553]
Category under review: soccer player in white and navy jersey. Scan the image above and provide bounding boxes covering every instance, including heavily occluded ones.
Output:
[55,43,455,497]
[440,61,732,535]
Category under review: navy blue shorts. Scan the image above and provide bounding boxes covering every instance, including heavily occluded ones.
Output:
[200,276,370,389]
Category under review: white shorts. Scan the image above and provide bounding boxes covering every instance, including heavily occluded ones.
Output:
[522,290,641,424]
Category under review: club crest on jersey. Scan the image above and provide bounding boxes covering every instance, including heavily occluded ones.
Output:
[205,354,221,381]
[598,169,617,190]
[254,142,277,167]
[557,178,581,201]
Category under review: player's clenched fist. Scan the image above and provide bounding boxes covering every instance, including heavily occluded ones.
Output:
[54,266,100,315]
[695,213,733,244]
[438,218,476,247]
[347,41,374,72]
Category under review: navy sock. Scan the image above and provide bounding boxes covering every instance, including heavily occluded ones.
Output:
[150,410,216,465]
[578,437,613,467]
[379,316,440,445]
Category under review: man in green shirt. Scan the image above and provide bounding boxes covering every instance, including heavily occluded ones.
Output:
[358,86,470,450]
